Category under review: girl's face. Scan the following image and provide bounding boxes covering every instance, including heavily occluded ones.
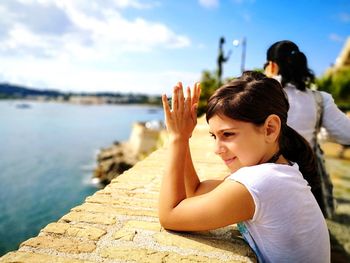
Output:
[208,114,270,173]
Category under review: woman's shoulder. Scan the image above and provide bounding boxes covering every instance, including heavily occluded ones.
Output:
[304,88,334,102]
[318,90,336,105]
[285,84,315,98]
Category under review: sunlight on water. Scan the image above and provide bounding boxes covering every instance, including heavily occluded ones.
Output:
[0,100,164,256]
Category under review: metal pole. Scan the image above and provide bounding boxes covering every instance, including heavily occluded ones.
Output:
[240,37,246,74]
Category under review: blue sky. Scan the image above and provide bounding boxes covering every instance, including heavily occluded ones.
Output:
[0,0,349,95]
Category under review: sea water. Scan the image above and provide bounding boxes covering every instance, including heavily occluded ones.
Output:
[0,100,164,255]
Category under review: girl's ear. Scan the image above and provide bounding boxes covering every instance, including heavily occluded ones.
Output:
[264,114,281,143]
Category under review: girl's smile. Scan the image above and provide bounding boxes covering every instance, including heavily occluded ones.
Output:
[224,157,236,166]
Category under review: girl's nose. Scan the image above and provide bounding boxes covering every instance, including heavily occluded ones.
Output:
[214,141,226,155]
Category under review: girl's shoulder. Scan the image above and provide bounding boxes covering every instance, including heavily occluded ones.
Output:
[230,162,299,176]
[227,163,302,188]
[227,163,310,223]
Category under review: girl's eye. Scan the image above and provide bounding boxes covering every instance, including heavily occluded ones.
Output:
[210,134,216,140]
[223,132,235,137]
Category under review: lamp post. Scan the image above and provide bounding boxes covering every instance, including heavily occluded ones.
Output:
[232,37,247,74]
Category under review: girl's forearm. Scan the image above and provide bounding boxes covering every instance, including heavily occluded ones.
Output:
[159,137,188,217]
[184,143,200,197]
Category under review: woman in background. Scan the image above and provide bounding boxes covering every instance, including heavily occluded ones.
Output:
[264,40,350,218]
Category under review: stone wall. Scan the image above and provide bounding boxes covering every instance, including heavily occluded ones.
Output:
[0,118,256,263]
[93,121,164,184]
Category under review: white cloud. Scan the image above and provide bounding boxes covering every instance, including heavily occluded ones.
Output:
[198,0,219,9]
[111,0,160,10]
[329,33,344,43]
[0,0,190,57]
[17,0,157,10]
[0,56,200,94]
[0,0,192,94]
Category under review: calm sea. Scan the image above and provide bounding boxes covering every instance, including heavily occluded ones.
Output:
[0,100,164,255]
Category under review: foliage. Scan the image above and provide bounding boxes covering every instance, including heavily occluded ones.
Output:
[316,67,350,110]
[197,70,219,116]
[197,70,237,116]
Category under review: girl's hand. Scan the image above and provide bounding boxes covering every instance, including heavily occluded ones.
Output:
[162,82,201,140]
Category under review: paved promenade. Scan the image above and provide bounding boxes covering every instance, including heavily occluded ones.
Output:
[0,117,256,263]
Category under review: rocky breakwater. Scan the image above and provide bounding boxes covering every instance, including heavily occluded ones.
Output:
[94,121,165,185]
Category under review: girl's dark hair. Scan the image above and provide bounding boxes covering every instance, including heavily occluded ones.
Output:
[206,71,322,208]
[266,40,315,91]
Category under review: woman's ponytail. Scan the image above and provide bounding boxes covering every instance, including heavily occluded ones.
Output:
[266,41,315,91]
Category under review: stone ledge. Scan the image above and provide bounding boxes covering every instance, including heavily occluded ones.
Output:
[0,118,256,263]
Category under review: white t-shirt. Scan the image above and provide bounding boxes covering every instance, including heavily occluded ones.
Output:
[228,163,330,263]
[284,84,350,146]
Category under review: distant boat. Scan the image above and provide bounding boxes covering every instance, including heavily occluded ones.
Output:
[15,103,31,109]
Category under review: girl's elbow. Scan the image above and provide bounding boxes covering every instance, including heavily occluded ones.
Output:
[158,212,170,229]
[158,211,176,230]
[159,218,170,230]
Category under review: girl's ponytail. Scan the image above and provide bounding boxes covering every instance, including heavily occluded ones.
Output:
[279,124,325,213]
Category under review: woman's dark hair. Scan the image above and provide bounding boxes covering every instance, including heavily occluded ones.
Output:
[266,40,315,91]
[206,71,323,210]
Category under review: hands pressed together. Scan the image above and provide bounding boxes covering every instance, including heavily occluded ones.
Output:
[162,82,201,140]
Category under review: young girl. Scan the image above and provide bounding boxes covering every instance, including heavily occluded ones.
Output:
[159,71,330,263]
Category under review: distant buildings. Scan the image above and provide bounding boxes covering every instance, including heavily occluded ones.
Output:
[335,37,350,69]
[68,96,106,105]
[327,37,350,75]
[0,83,162,105]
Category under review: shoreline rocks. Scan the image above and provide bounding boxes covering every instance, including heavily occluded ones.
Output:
[93,121,165,185]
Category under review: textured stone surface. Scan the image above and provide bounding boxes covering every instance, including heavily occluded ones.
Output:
[61,211,116,225]
[42,223,106,241]
[99,246,249,263]
[20,236,96,253]
[154,232,254,257]
[124,220,162,232]
[0,117,256,262]
[0,251,94,263]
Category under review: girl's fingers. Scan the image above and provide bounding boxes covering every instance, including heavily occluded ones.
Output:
[169,81,198,118]
[172,85,178,111]
[192,82,201,105]
[192,83,197,103]
[185,86,191,112]
[191,103,198,124]
[177,82,184,113]
[162,94,171,122]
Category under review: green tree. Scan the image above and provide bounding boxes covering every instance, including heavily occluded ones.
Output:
[316,74,333,94]
[332,68,350,101]
[197,70,251,116]
[197,70,219,116]
[317,67,350,110]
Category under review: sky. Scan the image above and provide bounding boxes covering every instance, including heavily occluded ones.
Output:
[0,0,349,95]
